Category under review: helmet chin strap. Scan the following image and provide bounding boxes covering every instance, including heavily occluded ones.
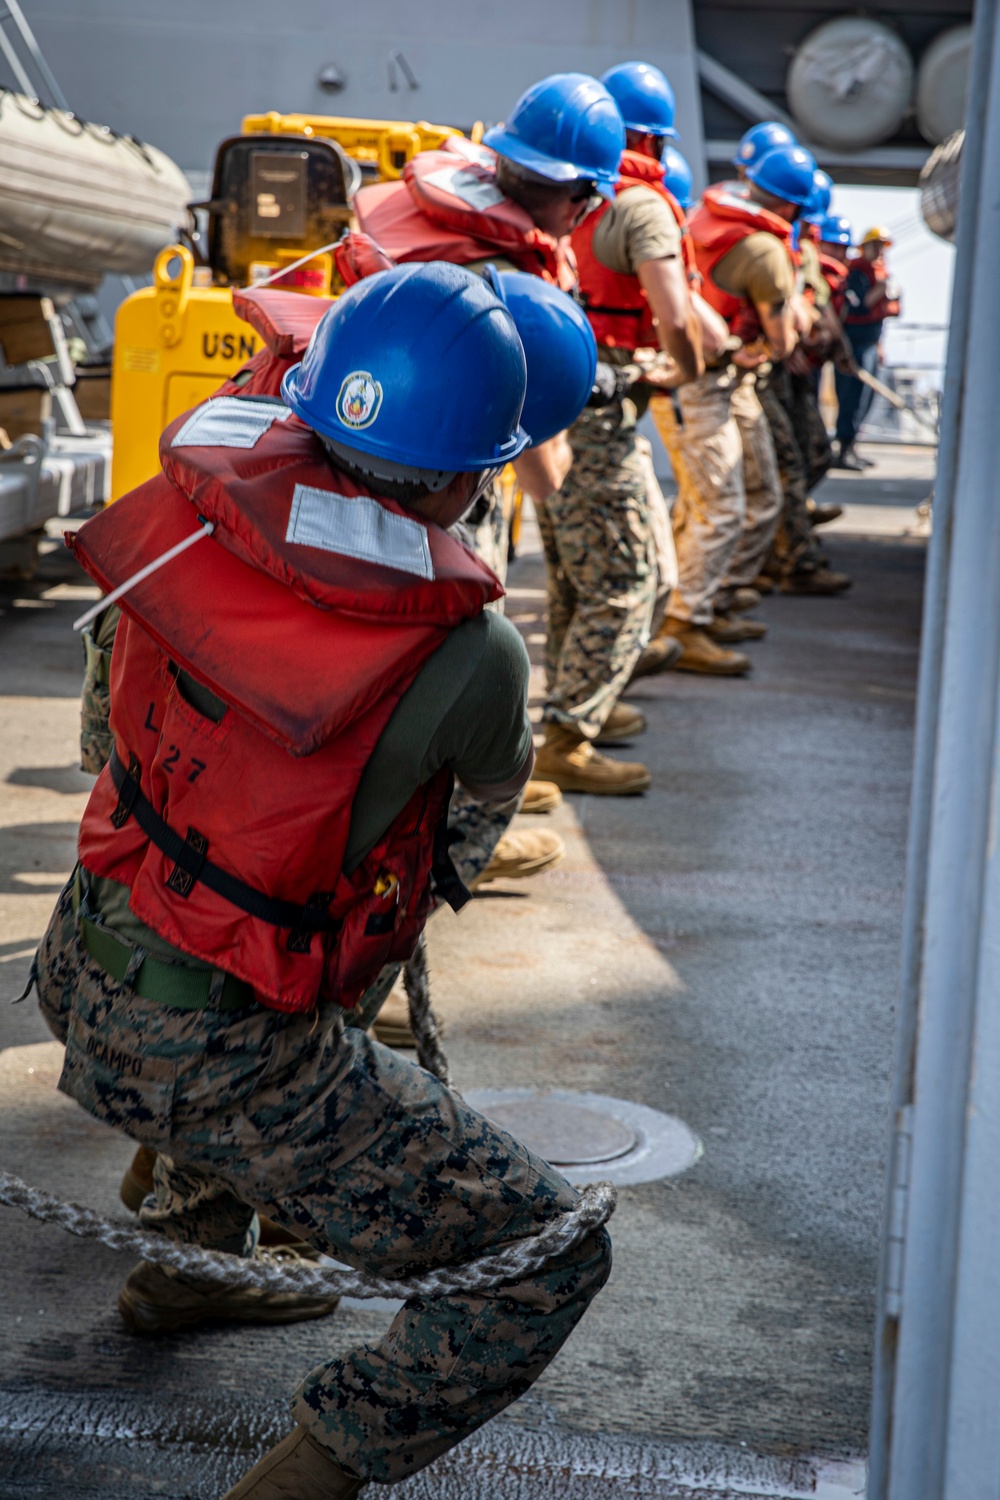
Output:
[320,435,456,493]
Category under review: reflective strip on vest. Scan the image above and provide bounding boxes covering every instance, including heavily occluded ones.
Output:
[172,396,291,449]
[424,164,506,212]
[286,484,435,580]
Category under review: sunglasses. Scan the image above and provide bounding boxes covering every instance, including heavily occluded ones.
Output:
[567,181,604,218]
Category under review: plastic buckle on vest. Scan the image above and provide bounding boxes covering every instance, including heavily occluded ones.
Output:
[110,752,142,830]
[286,892,334,954]
[166,827,210,899]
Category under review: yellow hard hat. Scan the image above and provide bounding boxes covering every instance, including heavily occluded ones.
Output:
[862,225,893,246]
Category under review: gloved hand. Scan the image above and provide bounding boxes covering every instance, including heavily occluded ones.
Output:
[588,361,640,406]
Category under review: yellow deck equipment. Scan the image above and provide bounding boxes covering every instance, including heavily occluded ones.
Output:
[110,113,469,500]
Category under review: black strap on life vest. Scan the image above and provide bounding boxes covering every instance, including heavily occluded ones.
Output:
[583,300,644,319]
[108,747,339,945]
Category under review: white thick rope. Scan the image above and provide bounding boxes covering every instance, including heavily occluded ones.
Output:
[4,913,609,1298]
[0,1171,614,1299]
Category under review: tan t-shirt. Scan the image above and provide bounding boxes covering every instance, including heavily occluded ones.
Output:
[591,185,682,275]
[463,254,521,278]
[797,237,831,309]
[711,231,794,310]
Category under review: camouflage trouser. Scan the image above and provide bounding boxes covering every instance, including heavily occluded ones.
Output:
[35,882,611,1485]
[451,484,521,868]
[535,397,656,739]
[789,370,833,494]
[459,479,509,594]
[447,787,523,888]
[756,362,829,577]
[79,604,121,776]
[636,434,678,635]
[652,366,782,625]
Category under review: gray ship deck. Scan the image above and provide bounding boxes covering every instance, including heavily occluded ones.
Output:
[0,446,930,1496]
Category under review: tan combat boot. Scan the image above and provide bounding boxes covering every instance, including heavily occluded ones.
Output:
[806,497,843,526]
[708,613,768,644]
[628,636,682,682]
[477,828,565,882]
[661,619,751,676]
[120,1144,317,1256]
[118,1245,338,1336]
[533,724,651,794]
[779,566,851,596]
[729,587,762,614]
[221,1425,365,1499]
[521,779,562,814]
[120,1144,156,1212]
[594,702,647,745]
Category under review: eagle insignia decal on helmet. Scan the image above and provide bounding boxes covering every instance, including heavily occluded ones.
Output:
[336,371,383,429]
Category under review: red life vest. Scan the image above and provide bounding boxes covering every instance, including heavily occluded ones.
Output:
[817,251,847,293]
[687,185,796,342]
[69,401,502,1014]
[333,232,396,292]
[571,149,696,351]
[816,251,848,318]
[843,253,901,325]
[352,138,575,289]
[217,286,328,399]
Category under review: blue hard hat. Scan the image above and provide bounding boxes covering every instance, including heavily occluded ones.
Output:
[661,144,694,209]
[483,73,625,200]
[600,61,678,139]
[282,263,529,473]
[746,144,818,207]
[733,120,797,170]
[483,266,597,445]
[818,214,853,247]
[804,168,834,224]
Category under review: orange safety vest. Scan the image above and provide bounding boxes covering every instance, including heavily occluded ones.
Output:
[69,400,501,1014]
[687,185,796,342]
[571,149,696,350]
[352,137,575,288]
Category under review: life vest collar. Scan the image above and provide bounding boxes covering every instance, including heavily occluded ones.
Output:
[618,148,668,187]
[696,184,794,244]
[158,397,502,621]
[352,149,573,287]
[231,286,328,359]
[404,148,561,262]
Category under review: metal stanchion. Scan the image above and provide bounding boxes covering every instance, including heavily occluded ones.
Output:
[868,1,1000,1494]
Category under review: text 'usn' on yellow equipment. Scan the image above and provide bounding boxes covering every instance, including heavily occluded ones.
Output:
[110,114,467,501]
[110,243,258,501]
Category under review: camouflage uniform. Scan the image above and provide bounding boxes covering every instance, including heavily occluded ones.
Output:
[636,434,677,635]
[450,482,524,877]
[789,369,833,493]
[756,362,830,578]
[536,394,655,740]
[79,604,121,776]
[459,480,509,594]
[652,366,783,626]
[35,879,611,1484]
